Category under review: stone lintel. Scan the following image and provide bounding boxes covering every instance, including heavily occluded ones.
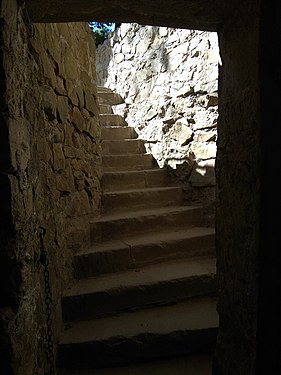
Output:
[25,0,239,31]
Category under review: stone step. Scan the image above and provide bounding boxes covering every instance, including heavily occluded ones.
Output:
[102,154,157,172]
[90,205,205,242]
[62,256,216,322]
[59,353,213,375]
[101,126,138,140]
[101,186,185,213]
[100,114,127,126]
[74,227,215,278]
[97,91,124,106]
[58,297,218,370]
[99,104,113,114]
[102,139,146,155]
[97,86,113,92]
[101,168,170,192]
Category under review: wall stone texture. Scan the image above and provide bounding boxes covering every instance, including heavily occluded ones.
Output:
[0,1,100,373]
[96,23,219,202]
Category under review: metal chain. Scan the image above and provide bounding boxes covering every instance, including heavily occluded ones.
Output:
[39,227,57,375]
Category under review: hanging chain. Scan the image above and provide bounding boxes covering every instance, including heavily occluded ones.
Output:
[39,227,57,375]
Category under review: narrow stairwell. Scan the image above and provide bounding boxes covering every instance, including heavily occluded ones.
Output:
[57,87,218,374]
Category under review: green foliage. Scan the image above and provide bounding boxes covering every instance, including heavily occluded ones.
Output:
[88,22,115,46]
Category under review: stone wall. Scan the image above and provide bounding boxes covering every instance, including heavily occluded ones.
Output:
[0,1,100,373]
[96,23,219,201]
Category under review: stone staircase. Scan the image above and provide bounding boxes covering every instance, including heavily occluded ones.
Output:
[57,87,218,373]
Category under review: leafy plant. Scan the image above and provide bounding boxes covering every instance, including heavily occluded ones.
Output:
[88,22,116,46]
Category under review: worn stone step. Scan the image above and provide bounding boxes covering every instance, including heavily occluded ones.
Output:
[102,154,157,172]
[58,297,218,370]
[90,205,205,242]
[101,168,170,192]
[101,186,185,213]
[59,353,213,375]
[97,86,113,92]
[99,104,113,114]
[97,91,124,106]
[102,139,146,155]
[74,227,215,278]
[101,126,138,140]
[62,256,216,322]
[100,114,127,126]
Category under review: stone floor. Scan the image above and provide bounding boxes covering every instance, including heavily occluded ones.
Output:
[62,353,213,374]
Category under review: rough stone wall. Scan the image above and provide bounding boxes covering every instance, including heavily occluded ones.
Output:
[31,23,101,247]
[0,1,100,373]
[96,24,219,201]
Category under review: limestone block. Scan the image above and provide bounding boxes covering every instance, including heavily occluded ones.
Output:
[154,73,169,86]
[56,161,75,192]
[41,85,57,121]
[145,107,158,121]
[40,52,57,89]
[81,108,91,119]
[73,170,85,191]
[135,69,152,83]
[84,89,98,115]
[159,27,168,37]
[56,77,67,96]
[63,49,79,79]
[76,86,85,108]
[194,76,217,93]
[138,119,163,142]
[114,44,122,53]
[173,85,193,98]
[66,190,92,217]
[162,106,181,124]
[193,108,218,130]
[134,82,152,103]
[170,120,193,146]
[78,41,91,71]
[64,146,77,159]
[8,118,31,171]
[72,107,85,132]
[169,83,186,97]
[57,95,69,124]
[120,23,132,38]
[76,148,86,160]
[85,117,100,139]
[121,43,133,54]
[190,142,217,160]
[64,123,74,146]
[53,143,65,171]
[37,137,52,163]
[150,85,168,99]
[46,35,62,65]
[150,59,164,74]
[66,80,79,106]
[52,128,64,143]
[136,39,150,55]
[166,31,180,45]
[194,129,217,142]
[72,133,83,149]
[151,36,162,50]
[206,94,219,107]
[167,54,182,71]
[190,159,216,187]
[115,53,125,63]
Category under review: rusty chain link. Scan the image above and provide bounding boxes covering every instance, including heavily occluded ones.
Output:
[39,227,57,375]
